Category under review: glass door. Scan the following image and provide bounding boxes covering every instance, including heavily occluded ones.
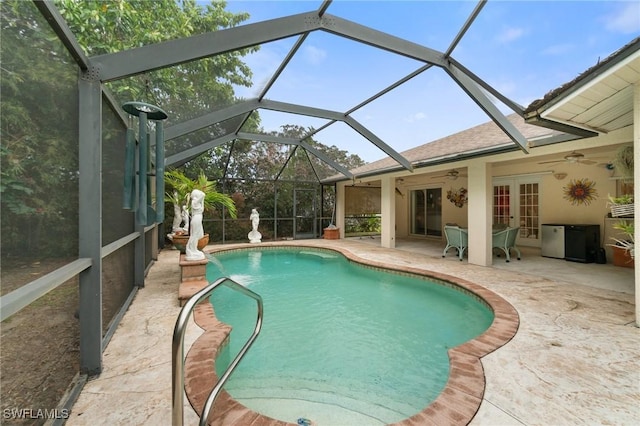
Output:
[411,188,442,237]
[493,183,513,227]
[518,182,540,244]
[493,179,541,247]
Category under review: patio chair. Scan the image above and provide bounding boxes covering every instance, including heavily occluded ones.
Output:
[492,223,508,232]
[443,225,468,261]
[492,227,521,262]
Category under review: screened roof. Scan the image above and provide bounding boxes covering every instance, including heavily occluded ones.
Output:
[67,0,638,182]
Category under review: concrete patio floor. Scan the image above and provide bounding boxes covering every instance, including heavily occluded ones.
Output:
[66,238,638,426]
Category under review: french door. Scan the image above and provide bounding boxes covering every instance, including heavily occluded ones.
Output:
[410,188,442,237]
[493,178,541,247]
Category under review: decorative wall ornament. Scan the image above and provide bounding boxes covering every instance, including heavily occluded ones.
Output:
[563,178,598,206]
[553,172,567,180]
[447,187,468,208]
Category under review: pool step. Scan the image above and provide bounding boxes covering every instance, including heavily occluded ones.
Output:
[225,378,413,425]
[234,396,386,426]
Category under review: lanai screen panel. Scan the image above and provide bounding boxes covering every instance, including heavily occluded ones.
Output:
[165,116,246,158]
[225,139,292,181]
[0,0,80,266]
[0,0,81,415]
[102,98,135,245]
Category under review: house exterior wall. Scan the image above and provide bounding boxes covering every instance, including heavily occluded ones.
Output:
[492,160,619,227]
[339,126,633,266]
[396,163,619,239]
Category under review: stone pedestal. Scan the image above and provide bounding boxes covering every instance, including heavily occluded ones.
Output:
[178,255,209,306]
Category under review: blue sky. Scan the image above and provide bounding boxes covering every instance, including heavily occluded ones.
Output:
[219,1,640,163]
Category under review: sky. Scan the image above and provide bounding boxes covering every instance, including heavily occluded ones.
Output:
[217,0,640,163]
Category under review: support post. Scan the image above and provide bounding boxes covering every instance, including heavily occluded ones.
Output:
[633,82,639,327]
[335,182,345,238]
[467,161,492,266]
[380,175,396,248]
[156,121,165,222]
[78,72,103,375]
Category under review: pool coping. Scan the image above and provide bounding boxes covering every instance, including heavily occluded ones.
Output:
[183,242,520,426]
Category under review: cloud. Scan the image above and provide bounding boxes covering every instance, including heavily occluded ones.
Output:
[304,45,327,65]
[540,43,574,56]
[404,112,426,123]
[603,3,640,34]
[495,27,525,44]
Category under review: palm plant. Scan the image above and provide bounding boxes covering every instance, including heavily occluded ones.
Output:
[609,221,634,259]
[164,169,237,225]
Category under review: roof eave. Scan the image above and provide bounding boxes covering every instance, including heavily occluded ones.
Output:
[523,37,640,135]
[321,143,521,183]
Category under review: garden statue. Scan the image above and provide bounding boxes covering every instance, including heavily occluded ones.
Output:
[180,204,189,232]
[167,192,189,242]
[185,189,206,261]
[171,191,182,233]
[248,208,262,243]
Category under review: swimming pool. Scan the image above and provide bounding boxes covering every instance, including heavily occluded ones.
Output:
[206,247,494,425]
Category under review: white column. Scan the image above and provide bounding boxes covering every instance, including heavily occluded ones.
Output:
[381,175,396,248]
[633,82,639,327]
[467,161,492,266]
[336,182,345,238]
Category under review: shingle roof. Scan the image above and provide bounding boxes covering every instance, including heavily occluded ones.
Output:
[340,113,564,179]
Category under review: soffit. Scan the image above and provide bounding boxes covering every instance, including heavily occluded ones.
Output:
[531,44,640,134]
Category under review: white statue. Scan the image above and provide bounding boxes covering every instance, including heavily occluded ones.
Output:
[248,208,262,243]
[185,189,206,261]
[171,191,182,233]
[180,204,189,233]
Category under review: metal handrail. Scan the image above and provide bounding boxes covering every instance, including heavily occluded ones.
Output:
[172,277,263,426]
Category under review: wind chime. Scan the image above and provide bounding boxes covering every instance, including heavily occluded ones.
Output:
[121,101,168,226]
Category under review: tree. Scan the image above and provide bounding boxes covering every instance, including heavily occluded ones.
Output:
[1,0,80,256]
[55,0,257,121]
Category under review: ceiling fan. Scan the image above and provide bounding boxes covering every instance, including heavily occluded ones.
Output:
[431,169,467,180]
[537,151,599,165]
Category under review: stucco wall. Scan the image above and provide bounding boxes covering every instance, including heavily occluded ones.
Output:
[492,160,619,227]
[391,153,626,244]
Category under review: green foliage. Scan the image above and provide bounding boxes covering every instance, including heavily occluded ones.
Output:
[55,0,257,122]
[609,221,635,259]
[361,216,381,233]
[345,215,381,234]
[613,221,634,236]
[1,0,80,256]
[165,168,237,218]
[607,194,633,205]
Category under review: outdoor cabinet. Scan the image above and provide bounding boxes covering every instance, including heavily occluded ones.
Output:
[564,225,600,263]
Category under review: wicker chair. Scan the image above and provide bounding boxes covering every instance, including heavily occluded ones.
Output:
[492,227,521,262]
[442,225,469,261]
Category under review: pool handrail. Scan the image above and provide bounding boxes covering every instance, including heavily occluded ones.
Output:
[172,276,263,426]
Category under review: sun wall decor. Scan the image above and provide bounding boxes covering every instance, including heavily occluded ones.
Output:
[447,187,468,208]
[563,178,598,206]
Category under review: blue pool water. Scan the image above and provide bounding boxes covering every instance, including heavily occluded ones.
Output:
[207,248,493,425]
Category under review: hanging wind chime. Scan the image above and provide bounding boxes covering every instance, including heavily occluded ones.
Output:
[121,101,168,226]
